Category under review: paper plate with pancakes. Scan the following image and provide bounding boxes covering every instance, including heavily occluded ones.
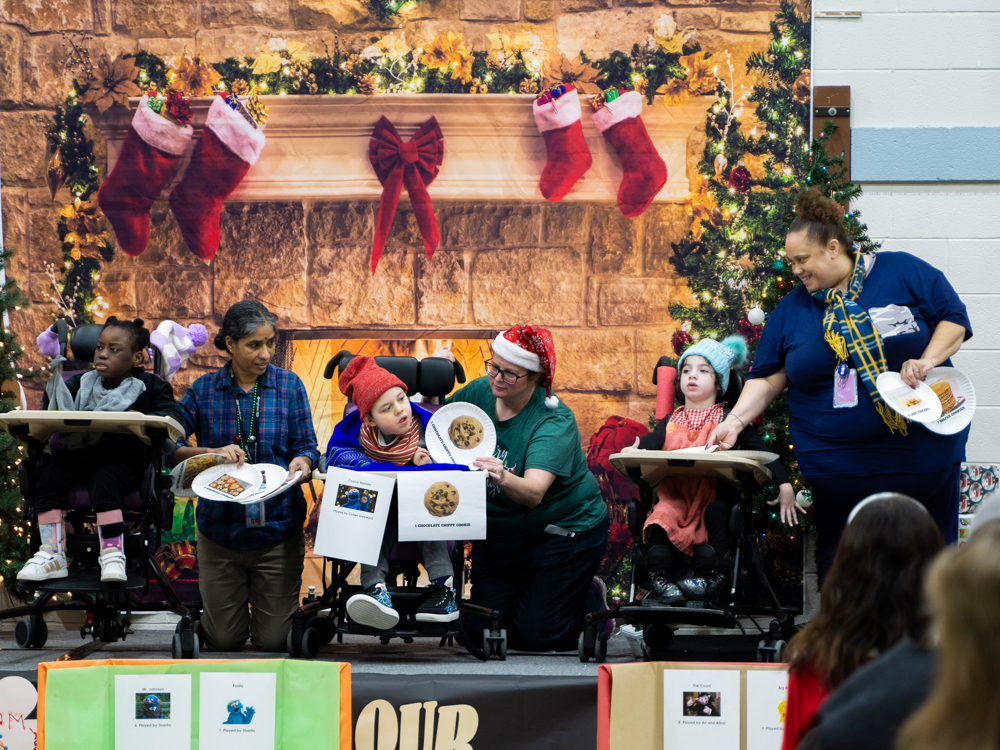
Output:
[923,367,975,435]
[426,402,497,467]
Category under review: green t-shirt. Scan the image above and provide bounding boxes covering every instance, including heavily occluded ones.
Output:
[448,377,607,540]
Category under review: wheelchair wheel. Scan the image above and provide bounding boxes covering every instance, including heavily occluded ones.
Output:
[287,628,302,658]
[497,632,507,661]
[306,615,335,645]
[483,628,507,661]
[594,629,608,664]
[14,618,33,649]
[30,614,48,648]
[300,627,321,659]
[171,634,183,660]
[643,623,674,655]
[578,631,590,662]
[756,638,786,663]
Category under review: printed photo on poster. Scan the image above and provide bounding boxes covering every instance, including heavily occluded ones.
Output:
[199,672,276,750]
[683,691,721,717]
[114,674,192,750]
[663,668,741,750]
[396,470,487,542]
[746,668,789,750]
[313,468,396,565]
[335,484,379,514]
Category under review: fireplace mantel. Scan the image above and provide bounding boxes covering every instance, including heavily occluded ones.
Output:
[91,94,714,204]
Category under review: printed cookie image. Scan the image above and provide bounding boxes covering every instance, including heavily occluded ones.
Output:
[424,481,460,517]
[448,416,484,450]
[207,474,250,497]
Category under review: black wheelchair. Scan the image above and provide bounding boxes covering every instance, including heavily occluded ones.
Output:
[578,357,799,663]
[286,351,507,661]
[0,321,203,658]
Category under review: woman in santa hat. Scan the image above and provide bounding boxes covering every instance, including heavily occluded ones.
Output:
[441,325,609,652]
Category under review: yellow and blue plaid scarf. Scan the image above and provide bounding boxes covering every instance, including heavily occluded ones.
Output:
[811,252,907,434]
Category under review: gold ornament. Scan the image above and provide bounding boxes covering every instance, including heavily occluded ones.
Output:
[793,69,811,103]
[60,199,109,260]
[80,54,142,113]
[47,151,64,201]
[714,153,728,178]
[357,73,378,96]
[519,78,539,95]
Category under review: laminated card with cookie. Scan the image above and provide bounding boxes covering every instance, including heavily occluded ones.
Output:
[324,355,470,629]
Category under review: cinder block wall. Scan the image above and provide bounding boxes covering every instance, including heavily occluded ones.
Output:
[815,2,1000,462]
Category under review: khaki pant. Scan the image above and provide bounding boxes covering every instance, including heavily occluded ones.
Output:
[196,530,305,652]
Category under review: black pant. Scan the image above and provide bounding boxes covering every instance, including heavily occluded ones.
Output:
[33,446,142,514]
[469,516,609,652]
[807,464,960,582]
[646,497,733,573]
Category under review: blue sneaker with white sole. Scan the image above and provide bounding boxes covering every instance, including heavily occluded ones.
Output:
[346,584,400,630]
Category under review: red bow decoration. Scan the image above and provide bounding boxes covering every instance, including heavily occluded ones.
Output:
[368,116,444,274]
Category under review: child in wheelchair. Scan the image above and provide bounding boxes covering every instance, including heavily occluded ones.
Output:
[18,317,184,584]
[325,355,458,630]
[624,337,794,606]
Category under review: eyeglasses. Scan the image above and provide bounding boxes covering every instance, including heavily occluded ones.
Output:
[485,360,530,386]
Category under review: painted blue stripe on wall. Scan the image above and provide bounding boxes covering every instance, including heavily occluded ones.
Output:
[852,127,1000,182]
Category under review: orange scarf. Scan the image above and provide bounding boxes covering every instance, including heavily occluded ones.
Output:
[359,420,421,466]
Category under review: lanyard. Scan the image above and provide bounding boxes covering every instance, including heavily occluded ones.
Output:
[230,365,260,462]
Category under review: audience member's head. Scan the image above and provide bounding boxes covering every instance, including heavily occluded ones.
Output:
[787,493,944,689]
[897,520,1000,750]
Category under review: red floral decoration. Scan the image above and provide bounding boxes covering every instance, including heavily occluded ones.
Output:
[166,91,193,126]
[738,317,763,342]
[672,330,693,356]
[728,163,752,194]
[587,416,649,476]
[606,521,633,561]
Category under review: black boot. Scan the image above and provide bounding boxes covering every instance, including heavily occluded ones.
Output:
[641,571,687,606]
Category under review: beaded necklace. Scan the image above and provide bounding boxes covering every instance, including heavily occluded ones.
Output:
[230,365,260,461]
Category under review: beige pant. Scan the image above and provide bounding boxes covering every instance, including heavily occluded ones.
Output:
[196,530,305,652]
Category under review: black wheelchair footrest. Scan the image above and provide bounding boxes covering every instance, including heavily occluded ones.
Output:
[18,568,147,594]
[618,603,732,629]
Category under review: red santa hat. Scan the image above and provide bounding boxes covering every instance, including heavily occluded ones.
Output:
[490,325,559,408]
[338,355,407,419]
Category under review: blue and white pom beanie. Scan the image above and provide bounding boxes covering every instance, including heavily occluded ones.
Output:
[676,336,749,393]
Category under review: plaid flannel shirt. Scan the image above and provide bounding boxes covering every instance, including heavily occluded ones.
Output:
[179,363,319,550]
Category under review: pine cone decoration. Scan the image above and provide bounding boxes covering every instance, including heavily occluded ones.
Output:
[519,78,539,95]
[358,73,378,95]
[230,78,250,96]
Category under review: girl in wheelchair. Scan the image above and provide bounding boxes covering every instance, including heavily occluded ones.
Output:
[18,317,184,583]
[326,355,458,630]
[625,337,794,606]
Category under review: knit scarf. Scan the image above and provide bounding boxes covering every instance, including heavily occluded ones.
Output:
[359,420,421,466]
[811,252,906,434]
[45,365,147,447]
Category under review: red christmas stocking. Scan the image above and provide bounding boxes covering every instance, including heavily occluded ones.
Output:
[593,91,667,217]
[532,84,592,202]
[97,95,193,256]
[169,96,265,260]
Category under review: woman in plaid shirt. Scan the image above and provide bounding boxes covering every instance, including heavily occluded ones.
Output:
[172,300,319,652]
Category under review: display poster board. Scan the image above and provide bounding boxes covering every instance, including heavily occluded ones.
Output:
[396,470,488,542]
[37,658,350,750]
[313,467,396,565]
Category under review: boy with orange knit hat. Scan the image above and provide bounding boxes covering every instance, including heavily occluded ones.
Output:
[326,355,458,630]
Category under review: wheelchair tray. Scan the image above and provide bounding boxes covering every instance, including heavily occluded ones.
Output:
[0,410,185,445]
[609,450,773,489]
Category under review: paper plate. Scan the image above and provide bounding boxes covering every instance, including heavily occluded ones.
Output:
[923,367,976,435]
[241,463,294,502]
[192,462,263,503]
[875,372,942,423]
[425,402,497,467]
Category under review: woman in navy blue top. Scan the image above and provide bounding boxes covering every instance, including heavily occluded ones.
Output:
[711,192,971,579]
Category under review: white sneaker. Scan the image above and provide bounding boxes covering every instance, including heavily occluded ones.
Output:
[99,547,127,582]
[17,545,68,582]
[346,585,400,630]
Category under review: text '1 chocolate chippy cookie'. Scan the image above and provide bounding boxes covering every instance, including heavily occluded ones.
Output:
[424,481,460,517]
[448,416,484,450]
